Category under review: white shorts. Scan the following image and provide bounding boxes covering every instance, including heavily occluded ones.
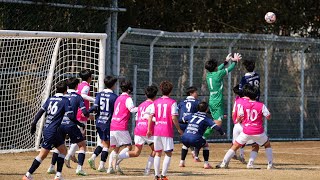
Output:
[236,132,269,146]
[110,131,132,147]
[134,135,154,146]
[233,123,255,145]
[154,136,174,152]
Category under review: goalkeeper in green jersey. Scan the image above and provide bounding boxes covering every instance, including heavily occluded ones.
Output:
[203,53,242,139]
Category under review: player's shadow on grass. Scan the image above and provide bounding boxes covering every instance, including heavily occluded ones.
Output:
[127,168,226,176]
[0,172,22,176]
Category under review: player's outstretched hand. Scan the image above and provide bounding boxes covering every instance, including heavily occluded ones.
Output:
[30,122,37,135]
[146,130,152,138]
[225,53,232,62]
[231,53,242,62]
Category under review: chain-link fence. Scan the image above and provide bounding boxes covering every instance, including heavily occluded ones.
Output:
[118,27,320,142]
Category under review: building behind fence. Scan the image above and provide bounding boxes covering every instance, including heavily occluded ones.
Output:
[118,27,320,142]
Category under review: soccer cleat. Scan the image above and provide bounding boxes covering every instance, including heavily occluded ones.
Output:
[215,162,228,169]
[76,169,88,176]
[247,164,260,169]
[53,175,64,180]
[87,159,96,170]
[154,176,161,180]
[238,156,246,164]
[70,155,78,163]
[204,163,213,169]
[22,175,33,180]
[116,165,124,175]
[107,167,115,174]
[160,175,169,180]
[64,159,71,168]
[47,167,56,174]
[179,162,186,167]
[267,164,276,170]
[97,166,107,172]
[194,157,201,162]
[143,168,151,176]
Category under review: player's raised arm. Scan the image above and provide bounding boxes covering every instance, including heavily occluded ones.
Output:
[217,53,232,70]
[80,85,95,102]
[262,104,271,120]
[126,95,138,113]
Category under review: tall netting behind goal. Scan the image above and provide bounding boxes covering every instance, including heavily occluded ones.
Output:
[0,30,107,153]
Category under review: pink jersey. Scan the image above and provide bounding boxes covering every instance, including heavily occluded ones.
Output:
[232,97,249,124]
[238,100,270,135]
[150,96,178,138]
[110,93,135,131]
[76,81,90,121]
[134,100,154,136]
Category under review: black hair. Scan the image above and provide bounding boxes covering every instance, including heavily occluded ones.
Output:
[233,84,243,97]
[186,86,198,96]
[104,76,118,89]
[56,80,68,93]
[243,84,258,100]
[66,77,80,89]
[198,102,209,112]
[120,79,133,93]
[145,85,158,99]
[159,80,173,96]
[79,69,93,81]
[242,60,255,72]
[205,59,218,72]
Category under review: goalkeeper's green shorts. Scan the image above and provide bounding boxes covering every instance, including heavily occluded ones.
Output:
[203,128,214,140]
[209,106,224,121]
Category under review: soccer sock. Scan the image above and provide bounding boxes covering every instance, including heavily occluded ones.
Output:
[222,149,235,165]
[265,148,273,165]
[194,147,200,158]
[91,145,103,160]
[117,147,129,165]
[203,147,209,162]
[51,149,59,166]
[154,156,161,176]
[57,154,65,173]
[248,151,258,166]
[118,152,130,160]
[145,156,154,170]
[65,143,78,160]
[27,156,42,174]
[108,150,115,169]
[181,145,188,161]
[240,147,245,158]
[101,147,109,164]
[77,150,85,169]
[161,155,171,176]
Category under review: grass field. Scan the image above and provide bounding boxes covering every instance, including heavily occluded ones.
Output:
[1,141,320,180]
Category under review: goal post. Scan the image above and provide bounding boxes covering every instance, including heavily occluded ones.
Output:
[0,30,107,153]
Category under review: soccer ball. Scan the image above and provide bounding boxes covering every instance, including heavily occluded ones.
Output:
[265,12,276,23]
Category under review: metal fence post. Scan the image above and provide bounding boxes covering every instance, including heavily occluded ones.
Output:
[263,45,269,133]
[149,31,164,85]
[132,64,138,136]
[111,0,118,76]
[189,33,203,86]
[300,45,308,138]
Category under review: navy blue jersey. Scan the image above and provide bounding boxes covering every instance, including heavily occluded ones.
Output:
[89,89,118,128]
[239,72,260,100]
[182,112,218,138]
[34,93,73,133]
[61,90,88,126]
[178,96,200,123]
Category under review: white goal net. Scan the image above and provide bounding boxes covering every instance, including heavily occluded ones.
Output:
[0,30,107,153]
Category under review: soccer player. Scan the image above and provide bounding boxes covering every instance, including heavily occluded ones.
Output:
[108,79,138,174]
[203,53,241,140]
[22,81,77,180]
[146,80,183,180]
[239,59,260,100]
[181,102,225,169]
[66,69,96,164]
[47,77,92,176]
[216,84,274,169]
[116,85,158,176]
[87,76,118,172]
[178,86,201,167]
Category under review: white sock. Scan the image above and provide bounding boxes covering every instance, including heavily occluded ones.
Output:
[145,156,154,170]
[223,149,235,165]
[180,160,185,164]
[118,152,130,160]
[55,172,62,177]
[90,154,97,160]
[53,148,60,154]
[265,148,273,165]
[154,156,161,176]
[77,165,82,171]
[204,161,209,164]
[49,164,54,169]
[240,148,245,158]
[161,155,171,176]
[108,150,115,169]
[117,147,129,165]
[248,151,258,165]
[66,143,78,160]
[35,156,43,163]
[26,172,31,177]
[99,161,105,168]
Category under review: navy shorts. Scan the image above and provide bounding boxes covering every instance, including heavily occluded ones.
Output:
[42,130,64,150]
[97,126,110,141]
[181,135,206,149]
[179,123,188,132]
[59,125,84,144]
